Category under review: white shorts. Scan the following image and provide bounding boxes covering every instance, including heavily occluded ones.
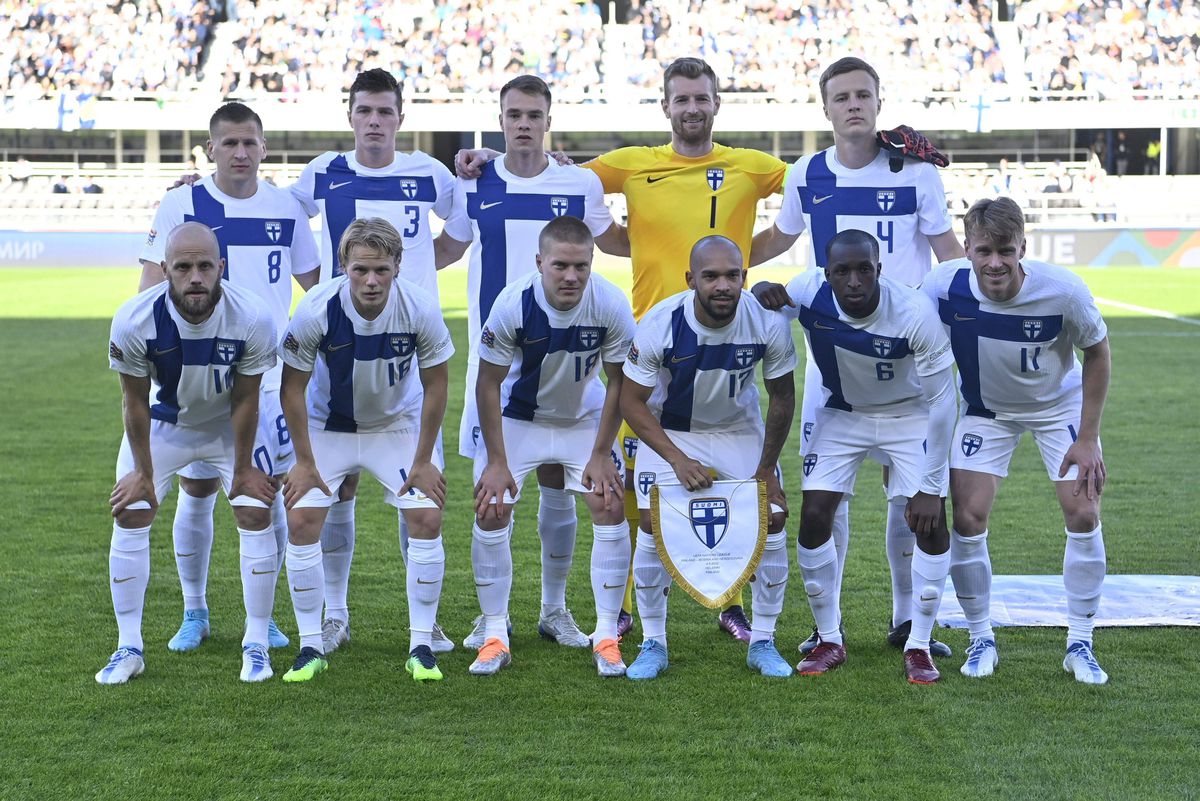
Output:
[472,417,624,504]
[951,400,1092,481]
[459,360,483,459]
[295,426,444,509]
[116,418,268,509]
[180,388,294,480]
[633,428,766,510]
[800,352,893,470]
[801,408,945,500]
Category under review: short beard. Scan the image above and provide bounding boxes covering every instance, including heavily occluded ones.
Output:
[169,281,222,322]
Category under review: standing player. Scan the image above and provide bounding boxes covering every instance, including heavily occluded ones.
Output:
[783,230,956,683]
[619,236,796,680]
[922,197,1111,684]
[277,218,454,683]
[99,222,279,684]
[434,75,627,649]
[750,57,963,656]
[139,101,319,655]
[469,216,635,677]
[291,68,457,655]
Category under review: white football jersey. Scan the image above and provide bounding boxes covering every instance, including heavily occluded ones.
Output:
[442,158,615,362]
[922,259,1108,421]
[775,147,952,286]
[282,276,455,433]
[624,291,797,434]
[109,281,277,428]
[784,271,953,416]
[141,175,319,390]
[292,151,455,295]
[478,271,635,425]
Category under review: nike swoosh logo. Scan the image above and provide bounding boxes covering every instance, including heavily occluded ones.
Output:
[480,200,504,209]
[646,176,668,183]
[416,578,438,584]
[210,225,224,232]
[954,313,976,321]
[523,336,548,345]
[175,551,196,558]
[328,181,352,190]
[813,321,835,330]
[902,551,914,558]
[634,584,656,590]
[251,568,275,575]
[812,194,833,204]
[549,552,570,560]
[670,353,695,363]
[475,582,495,588]
[322,544,348,554]
[112,576,136,584]
[603,582,624,590]
[293,586,318,593]
[766,580,786,589]
[153,346,180,356]
[326,341,353,352]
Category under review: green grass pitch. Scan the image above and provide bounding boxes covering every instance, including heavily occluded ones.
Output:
[1,265,1197,800]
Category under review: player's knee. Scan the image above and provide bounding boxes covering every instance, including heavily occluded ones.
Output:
[951,503,989,537]
[233,506,271,531]
[591,503,626,527]
[798,506,834,549]
[287,508,325,545]
[476,508,512,531]
[404,508,442,539]
[1062,500,1101,533]
[115,507,155,531]
[179,476,220,497]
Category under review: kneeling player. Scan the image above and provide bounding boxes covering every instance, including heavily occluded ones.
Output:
[620,236,796,680]
[99,222,279,685]
[923,197,1111,684]
[785,230,956,683]
[469,216,635,677]
[279,218,454,683]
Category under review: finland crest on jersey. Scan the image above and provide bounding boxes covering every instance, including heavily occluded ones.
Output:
[650,479,767,608]
[707,168,725,191]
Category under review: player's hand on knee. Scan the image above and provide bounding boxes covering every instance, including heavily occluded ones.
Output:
[111,470,157,517]
[583,453,624,512]
[474,464,517,517]
[1060,439,1105,500]
[232,466,278,506]
[905,492,942,536]
[282,462,330,509]
[669,456,712,492]
[401,461,447,508]
[751,281,794,311]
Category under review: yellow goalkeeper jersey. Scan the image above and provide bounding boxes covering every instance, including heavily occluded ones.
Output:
[585,143,786,319]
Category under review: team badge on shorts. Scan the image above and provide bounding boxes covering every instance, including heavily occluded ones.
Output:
[961,433,983,457]
[877,190,896,212]
[689,498,729,549]
[803,453,818,476]
[622,436,638,460]
[265,221,283,243]
[706,168,725,191]
[638,471,656,496]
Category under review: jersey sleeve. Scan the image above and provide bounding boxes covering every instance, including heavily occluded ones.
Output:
[761,311,798,380]
[237,305,278,376]
[1064,277,1108,349]
[289,204,320,275]
[773,162,808,237]
[280,293,325,372]
[290,159,320,218]
[782,271,816,321]
[601,289,636,364]
[740,149,788,197]
[909,294,955,377]
[916,165,953,236]
[108,300,150,377]
[477,292,519,367]
[441,179,474,243]
[431,159,456,221]
[582,170,616,235]
[415,304,455,369]
[139,190,185,266]
[622,316,664,388]
[583,149,637,194]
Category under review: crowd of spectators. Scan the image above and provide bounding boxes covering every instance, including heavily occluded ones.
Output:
[1019,0,1200,99]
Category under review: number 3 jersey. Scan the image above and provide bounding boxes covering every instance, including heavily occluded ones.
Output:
[775,147,952,285]
[624,291,797,434]
[108,281,277,427]
[784,271,953,416]
[281,276,455,433]
[922,259,1107,421]
[141,175,320,390]
[477,271,635,425]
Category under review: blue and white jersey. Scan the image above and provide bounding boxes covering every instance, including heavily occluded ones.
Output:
[141,175,319,390]
[624,291,796,434]
[922,259,1108,421]
[281,276,455,434]
[109,281,277,427]
[292,150,455,295]
[478,271,635,425]
[784,271,953,416]
[775,147,952,286]
[442,158,615,362]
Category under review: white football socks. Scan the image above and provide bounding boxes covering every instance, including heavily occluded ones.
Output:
[905,546,950,652]
[798,538,842,645]
[110,523,151,651]
[270,492,288,573]
[750,531,788,643]
[319,498,356,624]
[239,526,277,647]
[286,541,325,652]
[886,496,916,626]
[472,521,514,645]
[632,527,670,646]
[831,498,850,602]
[590,522,630,642]
[406,536,444,651]
[950,529,994,641]
[1064,524,1106,645]
[538,486,577,615]
[172,490,215,612]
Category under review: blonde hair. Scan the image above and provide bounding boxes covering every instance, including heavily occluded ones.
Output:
[338,217,403,267]
[964,197,1025,244]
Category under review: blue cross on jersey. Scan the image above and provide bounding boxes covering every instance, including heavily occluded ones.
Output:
[312,154,437,277]
[799,283,911,412]
[468,162,586,327]
[938,269,1063,418]
[799,157,917,268]
[146,294,245,424]
[184,185,296,279]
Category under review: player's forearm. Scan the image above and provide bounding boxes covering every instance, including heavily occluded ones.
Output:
[595,223,630,258]
[433,233,469,269]
[1077,338,1111,440]
[280,369,316,466]
[476,378,508,464]
[137,260,164,291]
[590,369,624,457]
[748,225,793,268]
[229,376,263,472]
[919,367,957,495]
[620,386,685,466]
[121,388,154,477]
[414,367,448,464]
[758,380,795,473]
